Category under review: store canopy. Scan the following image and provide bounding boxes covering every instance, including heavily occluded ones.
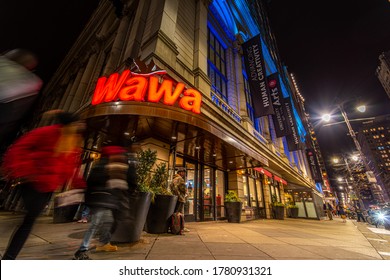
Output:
[273,175,287,185]
[254,167,272,178]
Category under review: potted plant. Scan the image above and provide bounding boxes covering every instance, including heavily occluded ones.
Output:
[111,148,154,243]
[224,190,243,223]
[145,162,178,234]
[271,194,285,220]
[287,203,299,218]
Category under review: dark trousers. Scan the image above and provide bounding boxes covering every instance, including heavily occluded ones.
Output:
[2,183,52,260]
[357,212,365,222]
[174,201,185,214]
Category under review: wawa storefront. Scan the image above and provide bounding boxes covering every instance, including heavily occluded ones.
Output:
[80,68,296,222]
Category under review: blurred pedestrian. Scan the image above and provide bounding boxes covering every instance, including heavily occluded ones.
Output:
[0,49,42,147]
[171,168,190,232]
[73,146,128,260]
[325,202,334,220]
[1,111,86,260]
[77,205,90,223]
[356,204,365,223]
[339,206,347,223]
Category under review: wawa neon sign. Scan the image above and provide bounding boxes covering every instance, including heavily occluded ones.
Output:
[91,69,202,114]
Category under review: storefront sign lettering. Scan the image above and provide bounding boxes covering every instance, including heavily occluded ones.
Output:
[91,70,202,114]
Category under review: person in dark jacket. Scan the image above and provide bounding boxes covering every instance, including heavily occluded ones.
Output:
[355,204,365,223]
[171,168,190,232]
[73,146,128,260]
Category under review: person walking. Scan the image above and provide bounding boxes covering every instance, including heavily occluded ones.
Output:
[356,204,365,223]
[77,205,90,223]
[326,203,334,220]
[171,168,189,232]
[339,206,347,223]
[1,112,86,260]
[73,146,128,260]
[0,49,43,148]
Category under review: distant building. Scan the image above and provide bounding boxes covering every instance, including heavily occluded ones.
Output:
[358,115,390,202]
[376,50,390,99]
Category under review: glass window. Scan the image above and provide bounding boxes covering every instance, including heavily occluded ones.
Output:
[184,162,196,216]
[207,28,227,102]
[203,166,213,219]
[242,174,249,207]
[215,170,225,218]
[256,177,264,207]
[243,73,255,124]
[248,177,257,208]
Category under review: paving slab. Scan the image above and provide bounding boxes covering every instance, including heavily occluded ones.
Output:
[2,211,390,260]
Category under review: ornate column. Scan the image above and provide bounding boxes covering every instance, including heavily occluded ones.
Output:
[58,78,75,109]
[104,10,132,74]
[193,0,210,94]
[68,52,98,112]
[63,68,85,112]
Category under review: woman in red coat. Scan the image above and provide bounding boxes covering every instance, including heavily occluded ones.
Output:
[1,112,86,260]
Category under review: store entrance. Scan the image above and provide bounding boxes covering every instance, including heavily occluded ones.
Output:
[175,156,226,221]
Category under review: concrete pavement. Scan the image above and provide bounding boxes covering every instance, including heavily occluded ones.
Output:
[1,211,390,260]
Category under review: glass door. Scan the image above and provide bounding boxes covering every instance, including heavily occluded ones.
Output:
[215,169,225,219]
[202,166,214,220]
[184,162,196,222]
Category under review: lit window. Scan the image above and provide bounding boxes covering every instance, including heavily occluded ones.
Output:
[207,28,227,102]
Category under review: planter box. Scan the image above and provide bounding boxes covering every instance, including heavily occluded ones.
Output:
[288,207,299,218]
[145,194,177,234]
[225,201,243,223]
[273,206,285,220]
[111,191,151,243]
[53,204,79,223]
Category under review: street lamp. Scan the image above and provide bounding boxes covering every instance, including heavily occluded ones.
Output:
[332,153,364,207]
[322,103,382,205]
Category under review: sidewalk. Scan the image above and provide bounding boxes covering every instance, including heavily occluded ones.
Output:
[1,211,390,260]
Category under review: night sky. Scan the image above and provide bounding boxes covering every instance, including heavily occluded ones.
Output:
[266,0,390,159]
[0,0,99,83]
[1,0,390,161]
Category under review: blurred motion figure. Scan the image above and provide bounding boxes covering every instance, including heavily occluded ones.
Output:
[1,111,86,260]
[0,49,42,148]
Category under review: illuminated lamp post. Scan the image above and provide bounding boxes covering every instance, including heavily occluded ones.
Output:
[337,177,354,206]
[322,103,382,206]
[332,155,360,205]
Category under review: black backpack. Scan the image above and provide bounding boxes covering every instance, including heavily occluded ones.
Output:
[169,212,184,235]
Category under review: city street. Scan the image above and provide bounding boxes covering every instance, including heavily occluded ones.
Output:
[1,211,390,260]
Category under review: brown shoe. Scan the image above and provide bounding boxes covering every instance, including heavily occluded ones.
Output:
[95,243,118,252]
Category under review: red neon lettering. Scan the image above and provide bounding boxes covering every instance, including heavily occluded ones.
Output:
[91,70,130,105]
[180,89,202,114]
[148,76,171,103]
[119,76,147,101]
[91,70,202,114]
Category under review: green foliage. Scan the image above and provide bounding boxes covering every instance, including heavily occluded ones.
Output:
[150,162,171,196]
[271,194,284,207]
[287,204,299,209]
[135,148,171,201]
[225,190,241,202]
[136,148,157,193]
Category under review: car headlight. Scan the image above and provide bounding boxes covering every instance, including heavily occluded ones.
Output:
[377,213,385,221]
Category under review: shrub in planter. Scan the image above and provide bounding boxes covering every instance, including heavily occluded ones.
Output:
[145,162,177,234]
[287,204,299,218]
[224,191,243,223]
[111,148,156,243]
[271,194,285,220]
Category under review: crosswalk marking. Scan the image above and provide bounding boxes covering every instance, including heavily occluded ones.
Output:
[367,238,388,243]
